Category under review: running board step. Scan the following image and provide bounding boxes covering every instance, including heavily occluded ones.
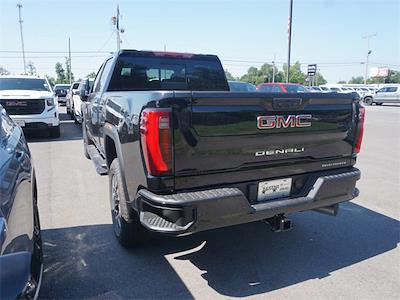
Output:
[139,211,192,233]
[87,145,108,175]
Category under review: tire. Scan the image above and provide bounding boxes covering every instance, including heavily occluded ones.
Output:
[32,203,43,268]
[70,106,75,120]
[49,126,60,138]
[74,112,79,124]
[364,97,374,105]
[31,179,43,292]
[82,121,91,159]
[109,159,149,247]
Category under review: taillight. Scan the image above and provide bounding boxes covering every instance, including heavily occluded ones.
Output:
[140,109,172,176]
[355,106,365,154]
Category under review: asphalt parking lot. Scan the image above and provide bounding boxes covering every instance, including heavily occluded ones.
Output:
[27,105,399,299]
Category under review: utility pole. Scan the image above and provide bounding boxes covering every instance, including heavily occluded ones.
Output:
[17,3,26,74]
[111,5,124,51]
[68,37,72,84]
[286,0,293,83]
[363,33,376,84]
[272,54,276,83]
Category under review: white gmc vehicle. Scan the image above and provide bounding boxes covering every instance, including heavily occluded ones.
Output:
[0,75,60,137]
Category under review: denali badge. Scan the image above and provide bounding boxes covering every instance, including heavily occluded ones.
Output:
[257,115,312,129]
[255,147,305,157]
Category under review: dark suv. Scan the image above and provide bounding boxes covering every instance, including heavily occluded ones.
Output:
[0,105,43,299]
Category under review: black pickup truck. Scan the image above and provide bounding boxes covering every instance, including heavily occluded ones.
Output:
[82,50,364,247]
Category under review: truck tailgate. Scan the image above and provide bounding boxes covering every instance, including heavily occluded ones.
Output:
[173,92,357,190]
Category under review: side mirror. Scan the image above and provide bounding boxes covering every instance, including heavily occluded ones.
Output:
[79,89,89,101]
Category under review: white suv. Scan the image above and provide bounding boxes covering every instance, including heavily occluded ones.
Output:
[0,75,60,137]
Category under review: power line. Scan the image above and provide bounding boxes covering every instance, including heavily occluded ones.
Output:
[96,31,115,53]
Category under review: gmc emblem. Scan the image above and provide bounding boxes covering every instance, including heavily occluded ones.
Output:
[257,115,312,129]
[5,101,27,107]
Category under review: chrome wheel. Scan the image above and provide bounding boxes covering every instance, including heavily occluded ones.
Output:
[111,174,122,234]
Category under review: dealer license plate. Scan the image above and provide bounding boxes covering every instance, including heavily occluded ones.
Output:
[257,178,292,201]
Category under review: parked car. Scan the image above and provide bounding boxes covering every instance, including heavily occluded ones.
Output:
[53,84,70,105]
[257,83,307,93]
[0,75,60,138]
[319,86,332,93]
[364,85,400,105]
[71,79,94,123]
[228,80,257,92]
[66,82,80,116]
[306,86,329,93]
[354,87,370,98]
[82,49,363,247]
[0,105,43,299]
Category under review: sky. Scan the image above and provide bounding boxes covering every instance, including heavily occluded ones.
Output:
[0,0,399,83]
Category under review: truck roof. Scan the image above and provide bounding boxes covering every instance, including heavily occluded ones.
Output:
[118,49,219,60]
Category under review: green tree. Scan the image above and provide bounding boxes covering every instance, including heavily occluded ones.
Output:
[240,66,259,84]
[46,75,55,87]
[224,69,236,81]
[55,62,66,84]
[387,70,400,83]
[86,72,97,79]
[259,63,283,83]
[348,76,364,84]
[282,61,306,84]
[26,61,36,75]
[337,80,347,84]
[315,72,327,85]
[239,64,283,85]
[0,66,9,75]
[65,57,74,83]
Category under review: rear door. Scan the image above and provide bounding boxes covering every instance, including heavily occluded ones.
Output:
[173,92,356,189]
[374,87,386,102]
[385,87,399,102]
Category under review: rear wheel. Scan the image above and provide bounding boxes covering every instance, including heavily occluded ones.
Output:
[74,112,79,124]
[70,105,75,120]
[109,159,149,247]
[82,120,91,159]
[364,97,374,105]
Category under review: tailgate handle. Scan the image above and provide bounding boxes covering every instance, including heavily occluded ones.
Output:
[273,98,303,109]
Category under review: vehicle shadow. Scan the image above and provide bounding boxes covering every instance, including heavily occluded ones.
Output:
[39,202,399,299]
[25,112,82,143]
